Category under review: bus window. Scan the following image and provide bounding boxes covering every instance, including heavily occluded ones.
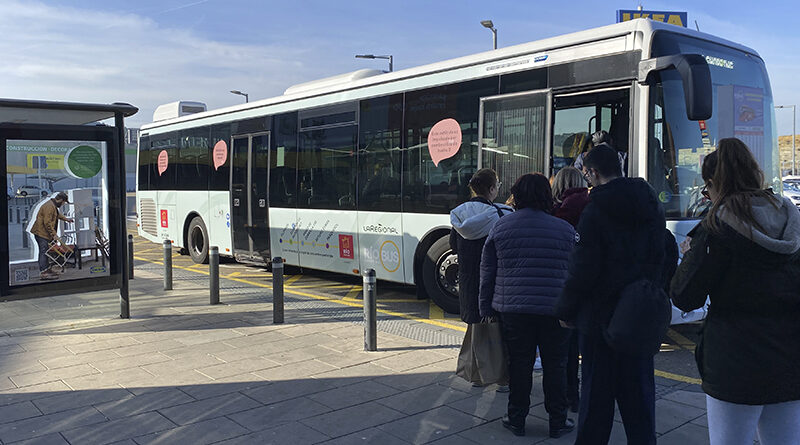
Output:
[358,94,403,211]
[270,112,298,208]
[297,125,357,210]
[177,128,210,191]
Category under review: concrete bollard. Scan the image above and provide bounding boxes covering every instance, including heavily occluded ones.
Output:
[363,268,377,351]
[128,234,134,280]
[163,239,172,291]
[209,246,220,305]
[272,257,284,324]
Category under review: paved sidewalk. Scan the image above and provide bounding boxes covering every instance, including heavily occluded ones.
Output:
[0,266,711,444]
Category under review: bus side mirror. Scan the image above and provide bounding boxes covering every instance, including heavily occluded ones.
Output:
[638,54,712,121]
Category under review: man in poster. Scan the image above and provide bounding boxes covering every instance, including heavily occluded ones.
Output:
[29,192,74,280]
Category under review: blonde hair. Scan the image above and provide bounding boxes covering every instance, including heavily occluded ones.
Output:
[552,167,587,204]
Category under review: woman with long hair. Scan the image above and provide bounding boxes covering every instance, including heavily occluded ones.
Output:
[450,168,513,389]
[551,166,589,413]
[479,173,576,438]
[671,138,800,445]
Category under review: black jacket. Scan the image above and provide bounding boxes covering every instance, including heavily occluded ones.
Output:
[450,197,513,323]
[671,195,800,405]
[555,177,677,332]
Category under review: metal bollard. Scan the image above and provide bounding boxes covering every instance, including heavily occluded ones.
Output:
[363,269,377,351]
[163,240,172,291]
[209,246,220,305]
[128,234,134,280]
[272,257,284,324]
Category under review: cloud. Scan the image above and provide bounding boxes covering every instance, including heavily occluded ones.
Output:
[0,0,321,127]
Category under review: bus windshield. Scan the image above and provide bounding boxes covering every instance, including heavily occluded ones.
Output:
[648,32,780,219]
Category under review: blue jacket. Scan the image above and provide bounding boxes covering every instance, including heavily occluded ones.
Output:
[479,207,576,317]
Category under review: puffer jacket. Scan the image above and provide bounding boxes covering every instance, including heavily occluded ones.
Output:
[671,194,800,405]
[450,197,513,323]
[478,207,576,317]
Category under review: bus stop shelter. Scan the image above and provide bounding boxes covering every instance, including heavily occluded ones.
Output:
[0,98,137,318]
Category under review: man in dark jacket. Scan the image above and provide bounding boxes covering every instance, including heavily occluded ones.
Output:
[555,146,677,445]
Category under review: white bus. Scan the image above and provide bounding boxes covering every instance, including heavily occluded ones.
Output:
[137,19,780,315]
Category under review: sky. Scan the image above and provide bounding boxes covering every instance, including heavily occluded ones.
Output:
[1,0,799,135]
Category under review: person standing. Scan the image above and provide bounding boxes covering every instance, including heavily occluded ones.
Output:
[29,191,73,280]
[671,138,800,445]
[551,166,590,413]
[479,173,576,438]
[450,168,512,389]
[555,145,676,445]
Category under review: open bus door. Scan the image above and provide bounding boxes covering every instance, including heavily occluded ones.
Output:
[230,132,270,263]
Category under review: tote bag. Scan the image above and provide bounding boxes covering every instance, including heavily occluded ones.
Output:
[456,321,508,385]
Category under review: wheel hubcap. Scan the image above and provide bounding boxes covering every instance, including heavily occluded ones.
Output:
[436,251,459,297]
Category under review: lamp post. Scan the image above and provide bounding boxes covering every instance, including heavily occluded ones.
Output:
[481,20,497,50]
[355,54,393,72]
[230,90,249,103]
[776,105,797,176]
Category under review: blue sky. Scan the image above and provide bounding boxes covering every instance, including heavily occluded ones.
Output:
[2,0,799,134]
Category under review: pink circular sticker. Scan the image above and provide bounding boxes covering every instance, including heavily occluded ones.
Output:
[157,150,168,176]
[213,140,228,171]
[428,118,462,166]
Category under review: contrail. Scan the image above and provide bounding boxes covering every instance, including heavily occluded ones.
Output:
[157,0,214,15]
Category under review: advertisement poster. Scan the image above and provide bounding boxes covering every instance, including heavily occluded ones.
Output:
[7,140,110,286]
[732,85,765,163]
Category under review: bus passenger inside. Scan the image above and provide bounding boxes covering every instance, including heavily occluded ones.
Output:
[573,130,627,177]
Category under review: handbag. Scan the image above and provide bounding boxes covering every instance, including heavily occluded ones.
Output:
[456,321,508,385]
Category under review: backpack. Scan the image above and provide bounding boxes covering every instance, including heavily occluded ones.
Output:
[603,230,671,356]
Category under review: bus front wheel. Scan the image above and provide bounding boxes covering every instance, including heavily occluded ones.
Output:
[422,236,460,315]
[187,216,209,264]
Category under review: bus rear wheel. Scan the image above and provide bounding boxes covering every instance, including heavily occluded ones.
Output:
[187,216,209,264]
[422,236,460,315]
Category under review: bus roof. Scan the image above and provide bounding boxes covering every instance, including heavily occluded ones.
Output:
[142,19,760,132]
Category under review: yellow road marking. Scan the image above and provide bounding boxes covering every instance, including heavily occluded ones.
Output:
[667,329,696,350]
[284,275,303,286]
[291,283,354,289]
[132,253,699,384]
[429,301,445,320]
[342,286,362,301]
[654,370,702,385]
[226,272,242,278]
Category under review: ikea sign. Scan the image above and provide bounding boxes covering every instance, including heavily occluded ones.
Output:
[617,9,687,27]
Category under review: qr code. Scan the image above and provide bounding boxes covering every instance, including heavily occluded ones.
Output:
[14,268,29,283]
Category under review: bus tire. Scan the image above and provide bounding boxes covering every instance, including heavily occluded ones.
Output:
[187,216,209,264]
[422,235,460,315]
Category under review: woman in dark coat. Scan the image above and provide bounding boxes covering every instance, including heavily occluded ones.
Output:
[671,138,800,445]
[479,173,577,438]
[551,166,589,413]
[449,168,512,387]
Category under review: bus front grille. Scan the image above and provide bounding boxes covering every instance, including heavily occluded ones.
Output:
[139,198,158,237]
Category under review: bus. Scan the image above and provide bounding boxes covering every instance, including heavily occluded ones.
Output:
[137,19,779,316]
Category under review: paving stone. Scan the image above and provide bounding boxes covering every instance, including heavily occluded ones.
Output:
[10,364,99,388]
[0,381,72,407]
[91,352,173,373]
[243,379,339,405]
[133,416,250,444]
[94,388,195,420]
[301,401,405,438]
[61,411,175,445]
[318,427,410,445]
[313,349,379,369]
[255,359,338,381]
[110,340,186,358]
[0,343,26,356]
[66,337,140,355]
[175,330,244,346]
[655,398,706,434]
[446,390,509,421]
[38,350,120,370]
[10,432,71,445]
[215,421,330,445]
[377,406,484,444]
[177,375,269,400]
[656,422,710,445]
[690,414,708,427]
[662,390,707,410]
[64,366,156,390]
[311,363,393,383]
[227,396,331,432]
[33,388,132,415]
[158,391,261,425]
[377,384,472,415]
[372,367,452,392]
[308,380,400,410]
[196,357,281,379]
[0,401,42,425]
[219,331,292,349]
[260,345,340,365]
[0,406,107,443]
[141,354,224,376]
[371,350,451,372]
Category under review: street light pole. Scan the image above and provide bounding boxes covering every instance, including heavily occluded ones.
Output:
[230,90,249,103]
[481,20,497,50]
[355,54,393,72]
[776,105,797,175]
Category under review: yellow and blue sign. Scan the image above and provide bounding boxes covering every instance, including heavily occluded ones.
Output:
[617,9,687,27]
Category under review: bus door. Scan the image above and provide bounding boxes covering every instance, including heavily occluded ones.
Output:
[479,89,552,202]
[551,86,631,176]
[230,132,271,263]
